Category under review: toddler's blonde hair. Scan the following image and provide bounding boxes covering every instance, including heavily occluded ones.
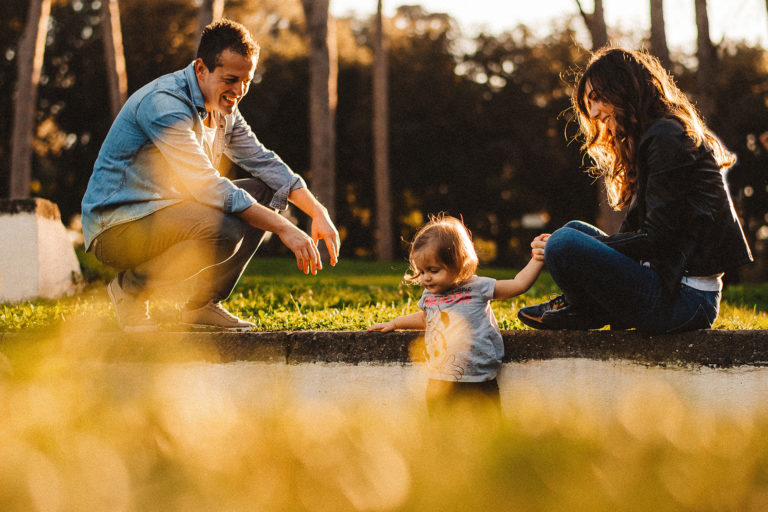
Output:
[405,214,478,287]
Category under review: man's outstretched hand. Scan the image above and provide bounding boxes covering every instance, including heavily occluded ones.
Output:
[285,187,342,272]
[310,208,340,267]
[277,223,323,275]
[239,201,328,275]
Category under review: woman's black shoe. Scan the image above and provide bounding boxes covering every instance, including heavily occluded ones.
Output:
[517,295,606,330]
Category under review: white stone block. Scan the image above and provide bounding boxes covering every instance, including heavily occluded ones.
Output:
[0,198,82,303]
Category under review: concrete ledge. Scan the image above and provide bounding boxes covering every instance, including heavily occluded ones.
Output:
[0,198,81,302]
[504,329,768,368]
[2,329,768,367]
[0,198,62,220]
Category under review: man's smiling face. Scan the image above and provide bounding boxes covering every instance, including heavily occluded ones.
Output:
[195,48,257,116]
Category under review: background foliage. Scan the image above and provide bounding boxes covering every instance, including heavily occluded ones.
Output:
[1,0,767,272]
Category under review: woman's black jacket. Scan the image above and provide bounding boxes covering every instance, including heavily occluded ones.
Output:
[595,118,753,299]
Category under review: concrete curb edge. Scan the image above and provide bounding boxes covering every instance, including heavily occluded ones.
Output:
[2,329,768,367]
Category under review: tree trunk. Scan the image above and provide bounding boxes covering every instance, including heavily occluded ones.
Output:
[373,0,393,260]
[591,0,608,48]
[575,0,608,49]
[193,0,226,53]
[575,0,623,234]
[649,0,671,70]
[694,0,716,120]
[300,0,337,220]
[102,0,128,118]
[9,0,52,199]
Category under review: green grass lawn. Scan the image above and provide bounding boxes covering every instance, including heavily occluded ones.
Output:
[1,255,766,331]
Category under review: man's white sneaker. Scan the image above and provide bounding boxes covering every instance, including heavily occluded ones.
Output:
[107,274,157,332]
[180,302,254,331]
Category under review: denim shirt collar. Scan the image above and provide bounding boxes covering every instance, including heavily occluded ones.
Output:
[183,61,208,119]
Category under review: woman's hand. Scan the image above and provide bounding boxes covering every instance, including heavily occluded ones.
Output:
[531,233,550,261]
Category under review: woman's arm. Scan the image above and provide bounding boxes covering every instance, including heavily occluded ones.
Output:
[368,311,426,332]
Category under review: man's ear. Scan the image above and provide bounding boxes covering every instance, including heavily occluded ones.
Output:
[194,58,207,78]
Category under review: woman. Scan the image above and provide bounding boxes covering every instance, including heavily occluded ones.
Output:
[518,47,752,333]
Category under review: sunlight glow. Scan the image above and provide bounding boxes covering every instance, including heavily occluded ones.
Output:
[332,0,768,52]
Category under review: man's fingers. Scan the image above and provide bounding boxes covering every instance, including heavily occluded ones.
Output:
[303,238,320,275]
[324,236,339,266]
[287,226,335,275]
[309,241,321,274]
[292,236,321,274]
[313,229,340,267]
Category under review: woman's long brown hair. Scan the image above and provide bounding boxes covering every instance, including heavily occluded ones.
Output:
[572,47,735,209]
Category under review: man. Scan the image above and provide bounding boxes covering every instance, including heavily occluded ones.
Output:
[81,19,340,332]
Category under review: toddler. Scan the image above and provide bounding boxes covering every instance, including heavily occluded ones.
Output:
[368,214,547,413]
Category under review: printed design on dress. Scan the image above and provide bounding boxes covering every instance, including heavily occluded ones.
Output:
[423,290,471,307]
[424,305,472,381]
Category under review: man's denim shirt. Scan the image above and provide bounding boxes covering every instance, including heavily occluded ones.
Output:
[81,62,305,250]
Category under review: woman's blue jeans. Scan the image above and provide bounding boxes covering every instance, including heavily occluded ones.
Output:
[545,221,720,333]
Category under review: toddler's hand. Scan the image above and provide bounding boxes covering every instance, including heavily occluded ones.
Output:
[531,233,550,261]
[368,321,396,333]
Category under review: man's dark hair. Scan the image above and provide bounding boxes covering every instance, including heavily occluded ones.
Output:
[197,19,260,71]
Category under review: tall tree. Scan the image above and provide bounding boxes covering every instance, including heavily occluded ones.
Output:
[649,0,671,69]
[300,0,338,219]
[102,0,128,118]
[9,0,52,198]
[765,0,768,37]
[575,0,608,48]
[695,0,716,119]
[575,0,623,234]
[193,0,225,52]
[373,0,393,260]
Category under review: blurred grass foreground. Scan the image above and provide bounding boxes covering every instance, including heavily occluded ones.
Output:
[1,258,768,510]
[3,334,768,511]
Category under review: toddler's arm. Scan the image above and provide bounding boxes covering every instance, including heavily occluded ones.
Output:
[368,311,426,332]
[493,233,549,300]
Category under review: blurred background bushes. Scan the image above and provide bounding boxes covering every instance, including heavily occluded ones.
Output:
[1,0,767,275]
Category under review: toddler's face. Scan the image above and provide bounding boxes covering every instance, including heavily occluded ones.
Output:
[412,248,459,295]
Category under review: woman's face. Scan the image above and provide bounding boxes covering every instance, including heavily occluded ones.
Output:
[585,81,617,137]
